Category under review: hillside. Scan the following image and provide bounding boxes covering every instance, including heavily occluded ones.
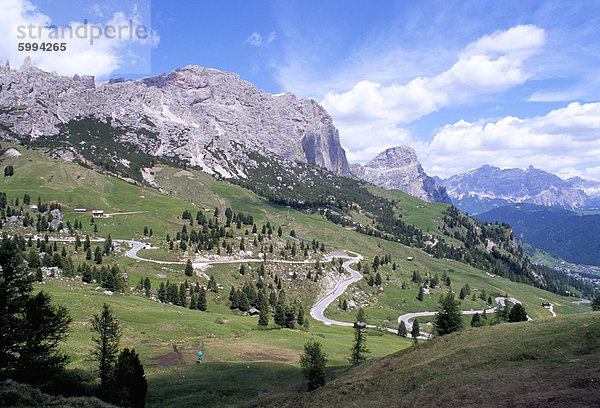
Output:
[0,144,593,407]
[476,204,600,266]
[251,313,600,408]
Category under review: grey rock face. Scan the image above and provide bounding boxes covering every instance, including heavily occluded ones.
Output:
[442,165,600,214]
[0,63,349,178]
[351,146,451,203]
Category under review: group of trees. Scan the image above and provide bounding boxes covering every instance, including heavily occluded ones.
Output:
[157,280,207,311]
[299,308,370,392]
[0,236,72,383]
[228,282,307,330]
[0,233,146,406]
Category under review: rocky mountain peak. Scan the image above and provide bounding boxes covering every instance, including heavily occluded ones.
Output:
[350,145,451,204]
[0,62,349,178]
[366,145,419,168]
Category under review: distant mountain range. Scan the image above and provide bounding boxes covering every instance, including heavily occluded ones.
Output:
[476,203,600,266]
[440,165,600,215]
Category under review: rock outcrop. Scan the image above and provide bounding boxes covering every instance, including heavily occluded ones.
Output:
[0,62,349,178]
[351,146,451,203]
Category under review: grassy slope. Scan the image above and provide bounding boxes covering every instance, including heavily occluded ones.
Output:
[0,145,590,407]
[252,313,600,408]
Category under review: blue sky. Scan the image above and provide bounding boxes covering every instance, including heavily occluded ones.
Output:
[2,0,600,180]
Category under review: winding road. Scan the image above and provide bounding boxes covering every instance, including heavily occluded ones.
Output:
[310,252,363,326]
[53,235,544,337]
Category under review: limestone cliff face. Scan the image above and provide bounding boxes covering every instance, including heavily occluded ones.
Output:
[351,146,451,203]
[0,62,349,178]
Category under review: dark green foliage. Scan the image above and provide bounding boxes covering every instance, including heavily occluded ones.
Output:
[94,246,102,264]
[417,286,424,301]
[258,308,269,327]
[197,286,207,311]
[508,303,528,322]
[411,319,420,342]
[435,292,463,336]
[0,238,72,383]
[189,293,198,309]
[351,309,369,365]
[397,321,407,337]
[592,296,600,311]
[4,165,14,177]
[299,340,327,391]
[0,237,72,381]
[90,303,122,391]
[178,283,187,307]
[157,283,166,302]
[185,259,194,276]
[113,348,147,408]
[471,313,483,327]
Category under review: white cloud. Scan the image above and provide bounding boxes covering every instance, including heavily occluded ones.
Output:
[320,25,546,163]
[0,0,158,78]
[421,102,600,181]
[245,31,277,47]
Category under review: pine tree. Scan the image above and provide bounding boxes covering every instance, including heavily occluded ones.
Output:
[189,293,198,309]
[166,282,178,304]
[184,259,194,277]
[411,319,420,343]
[258,307,269,327]
[178,283,187,307]
[143,277,151,298]
[592,296,600,311]
[239,292,250,312]
[197,286,207,311]
[508,303,528,322]
[94,246,103,264]
[113,348,147,408]
[471,312,483,327]
[90,303,122,391]
[297,307,305,326]
[299,340,327,391]
[397,321,407,337]
[350,309,369,365]
[435,291,463,336]
[0,237,72,380]
[417,286,424,301]
[157,283,166,302]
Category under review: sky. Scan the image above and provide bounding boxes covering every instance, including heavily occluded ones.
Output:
[2,0,600,181]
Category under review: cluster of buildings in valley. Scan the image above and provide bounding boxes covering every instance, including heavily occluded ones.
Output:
[553,261,600,287]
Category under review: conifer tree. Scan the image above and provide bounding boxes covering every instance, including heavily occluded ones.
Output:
[411,319,420,343]
[299,340,327,391]
[435,291,463,336]
[90,303,122,391]
[197,286,207,311]
[397,321,407,337]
